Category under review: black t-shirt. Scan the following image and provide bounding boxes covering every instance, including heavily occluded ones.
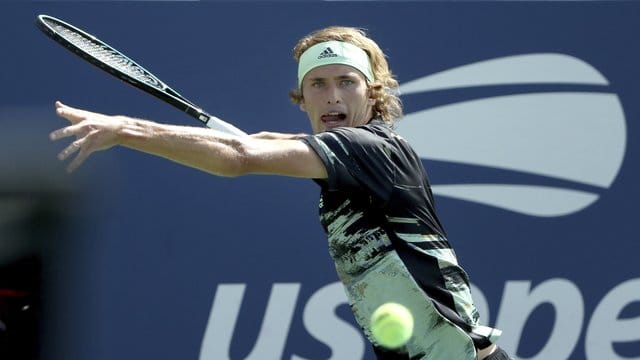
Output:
[301,120,500,358]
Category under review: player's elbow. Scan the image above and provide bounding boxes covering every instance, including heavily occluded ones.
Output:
[219,160,249,178]
[216,141,255,178]
[208,138,287,178]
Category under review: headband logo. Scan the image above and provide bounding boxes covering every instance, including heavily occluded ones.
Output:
[317,47,337,59]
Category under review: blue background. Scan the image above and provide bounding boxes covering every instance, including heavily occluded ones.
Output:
[0,1,638,359]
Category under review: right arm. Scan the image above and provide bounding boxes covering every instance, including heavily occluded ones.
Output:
[50,101,327,179]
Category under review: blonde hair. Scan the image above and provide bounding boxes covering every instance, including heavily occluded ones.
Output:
[289,26,403,124]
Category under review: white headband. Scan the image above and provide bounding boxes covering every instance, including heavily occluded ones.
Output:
[297,41,375,87]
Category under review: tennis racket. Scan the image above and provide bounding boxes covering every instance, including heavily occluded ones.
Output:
[36,14,247,137]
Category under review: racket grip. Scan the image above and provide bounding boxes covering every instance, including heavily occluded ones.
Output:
[203,115,248,137]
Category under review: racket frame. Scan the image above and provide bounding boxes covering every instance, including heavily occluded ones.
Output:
[36,14,246,136]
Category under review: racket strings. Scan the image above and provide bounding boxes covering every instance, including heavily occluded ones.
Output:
[48,21,162,89]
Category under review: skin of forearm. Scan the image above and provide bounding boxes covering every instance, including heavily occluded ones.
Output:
[117,117,249,177]
[251,131,308,140]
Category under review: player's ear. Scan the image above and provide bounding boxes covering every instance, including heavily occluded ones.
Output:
[299,100,307,112]
[366,85,375,105]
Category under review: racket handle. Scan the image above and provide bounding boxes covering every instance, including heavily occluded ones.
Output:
[202,114,248,137]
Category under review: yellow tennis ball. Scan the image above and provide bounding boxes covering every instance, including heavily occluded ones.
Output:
[370,302,414,349]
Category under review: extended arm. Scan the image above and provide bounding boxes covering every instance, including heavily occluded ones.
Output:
[251,131,308,140]
[50,101,327,179]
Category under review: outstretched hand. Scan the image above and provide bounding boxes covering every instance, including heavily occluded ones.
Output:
[50,101,124,172]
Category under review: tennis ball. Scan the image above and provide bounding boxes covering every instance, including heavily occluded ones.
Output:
[370,302,414,349]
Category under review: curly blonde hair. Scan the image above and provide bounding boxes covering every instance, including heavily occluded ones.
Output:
[289,26,403,124]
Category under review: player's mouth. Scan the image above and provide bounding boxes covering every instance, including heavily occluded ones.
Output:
[321,112,347,129]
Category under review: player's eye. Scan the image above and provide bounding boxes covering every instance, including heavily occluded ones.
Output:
[340,79,355,86]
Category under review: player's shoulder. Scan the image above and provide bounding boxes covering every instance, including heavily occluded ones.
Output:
[306,119,414,160]
[323,118,397,142]
[358,120,411,152]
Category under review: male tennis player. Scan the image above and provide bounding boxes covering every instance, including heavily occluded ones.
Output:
[50,26,512,360]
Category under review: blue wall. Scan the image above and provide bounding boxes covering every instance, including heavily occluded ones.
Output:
[1,2,638,359]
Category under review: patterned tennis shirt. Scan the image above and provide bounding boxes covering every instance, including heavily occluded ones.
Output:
[301,119,501,359]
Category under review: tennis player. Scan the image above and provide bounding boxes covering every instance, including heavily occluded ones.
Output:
[50,26,512,360]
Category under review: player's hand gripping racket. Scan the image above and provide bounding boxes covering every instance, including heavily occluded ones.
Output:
[36,14,247,137]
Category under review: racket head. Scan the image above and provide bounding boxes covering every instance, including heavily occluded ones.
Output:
[36,15,208,120]
[36,15,247,136]
[37,15,171,94]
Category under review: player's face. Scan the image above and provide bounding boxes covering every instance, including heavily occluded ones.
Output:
[300,64,375,134]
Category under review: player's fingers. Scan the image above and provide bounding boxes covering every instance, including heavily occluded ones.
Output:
[55,101,99,124]
[49,123,83,141]
[66,148,91,173]
[49,127,69,141]
[57,140,82,161]
[55,101,79,122]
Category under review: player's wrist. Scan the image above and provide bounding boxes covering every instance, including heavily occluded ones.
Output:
[116,116,152,145]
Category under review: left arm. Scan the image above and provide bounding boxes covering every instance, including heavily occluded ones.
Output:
[251,131,308,140]
[50,101,326,179]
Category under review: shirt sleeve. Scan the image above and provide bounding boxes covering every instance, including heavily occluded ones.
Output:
[301,126,396,204]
